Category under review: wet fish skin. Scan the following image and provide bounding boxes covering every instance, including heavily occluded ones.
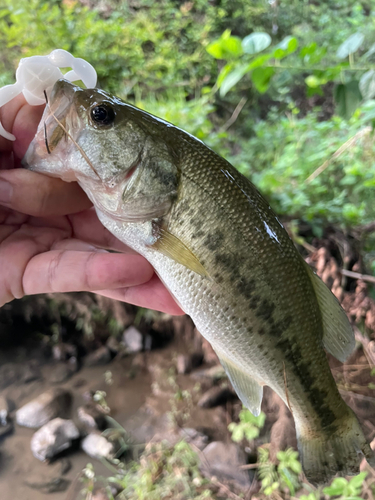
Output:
[24,80,375,484]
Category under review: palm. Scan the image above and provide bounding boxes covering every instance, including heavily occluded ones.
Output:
[0,96,182,314]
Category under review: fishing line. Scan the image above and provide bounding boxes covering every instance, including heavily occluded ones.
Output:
[43,89,101,179]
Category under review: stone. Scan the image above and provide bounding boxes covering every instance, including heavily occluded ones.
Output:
[198,386,236,408]
[176,352,204,375]
[16,388,73,428]
[22,360,43,383]
[106,335,121,354]
[191,364,226,382]
[81,433,115,460]
[50,363,76,384]
[179,428,208,450]
[0,396,10,424]
[25,477,71,494]
[77,403,107,431]
[123,326,143,353]
[31,418,80,461]
[52,343,77,361]
[200,441,252,489]
[0,420,13,440]
[85,346,111,366]
[0,363,22,389]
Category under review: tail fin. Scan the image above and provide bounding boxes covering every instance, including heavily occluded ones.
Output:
[297,408,375,485]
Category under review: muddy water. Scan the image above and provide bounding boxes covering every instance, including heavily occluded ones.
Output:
[0,336,228,500]
[0,345,152,500]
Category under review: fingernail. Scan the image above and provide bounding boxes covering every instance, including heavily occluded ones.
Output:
[0,178,13,204]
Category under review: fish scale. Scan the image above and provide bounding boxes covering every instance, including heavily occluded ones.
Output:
[24,79,375,484]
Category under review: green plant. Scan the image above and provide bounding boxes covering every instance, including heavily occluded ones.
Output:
[258,446,302,496]
[323,471,368,500]
[206,25,375,119]
[107,440,214,500]
[228,407,265,442]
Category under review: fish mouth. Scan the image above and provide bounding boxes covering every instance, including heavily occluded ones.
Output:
[23,80,86,181]
[43,80,82,154]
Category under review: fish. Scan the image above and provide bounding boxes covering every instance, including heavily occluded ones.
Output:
[23,79,375,484]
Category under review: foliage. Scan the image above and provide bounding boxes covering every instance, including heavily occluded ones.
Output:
[206,25,375,119]
[228,407,266,442]
[229,103,375,233]
[322,472,368,500]
[258,446,302,496]
[104,441,213,500]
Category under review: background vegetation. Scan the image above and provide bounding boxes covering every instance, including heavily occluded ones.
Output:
[1,0,375,498]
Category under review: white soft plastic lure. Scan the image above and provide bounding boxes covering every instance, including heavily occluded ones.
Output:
[0,49,97,141]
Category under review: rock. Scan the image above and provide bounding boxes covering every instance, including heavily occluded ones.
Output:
[25,477,71,494]
[176,352,204,375]
[123,326,143,353]
[0,396,10,424]
[85,346,111,366]
[22,361,43,383]
[92,489,110,500]
[200,441,252,489]
[77,404,107,431]
[198,386,236,408]
[0,420,13,440]
[50,363,76,384]
[179,428,208,450]
[52,343,77,361]
[55,458,72,475]
[31,418,80,461]
[191,364,226,382]
[0,363,23,389]
[81,433,115,460]
[106,335,121,354]
[16,388,73,428]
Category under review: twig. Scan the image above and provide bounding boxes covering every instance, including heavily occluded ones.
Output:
[240,463,260,470]
[354,327,375,368]
[306,126,372,183]
[221,97,247,132]
[339,268,375,285]
[339,389,375,403]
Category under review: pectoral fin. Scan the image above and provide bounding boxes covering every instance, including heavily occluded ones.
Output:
[216,351,263,416]
[304,261,355,362]
[151,227,209,277]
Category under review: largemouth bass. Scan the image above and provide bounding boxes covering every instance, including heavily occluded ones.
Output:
[24,80,375,484]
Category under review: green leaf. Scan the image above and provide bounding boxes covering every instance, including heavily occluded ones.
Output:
[336,32,364,59]
[242,32,271,55]
[219,63,250,96]
[334,81,362,119]
[305,75,321,88]
[323,477,348,496]
[251,67,274,93]
[348,471,368,489]
[206,31,243,59]
[247,53,272,69]
[359,70,375,100]
[277,36,298,53]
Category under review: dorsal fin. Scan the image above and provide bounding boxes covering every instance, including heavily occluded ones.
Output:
[304,261,355,362]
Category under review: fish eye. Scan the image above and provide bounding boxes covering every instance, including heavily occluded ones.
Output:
[90,104,115,126]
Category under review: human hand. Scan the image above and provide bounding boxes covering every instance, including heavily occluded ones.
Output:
[0,95,183,314]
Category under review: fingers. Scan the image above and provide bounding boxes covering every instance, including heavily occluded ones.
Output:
[23,250,155,295]
[68,209,136,252]
[0,169,91,216]
[0,94,44,158]
[95,274,185,316]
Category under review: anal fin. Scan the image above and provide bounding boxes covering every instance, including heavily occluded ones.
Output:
[304,261,355,362]
[216,351,263,416]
